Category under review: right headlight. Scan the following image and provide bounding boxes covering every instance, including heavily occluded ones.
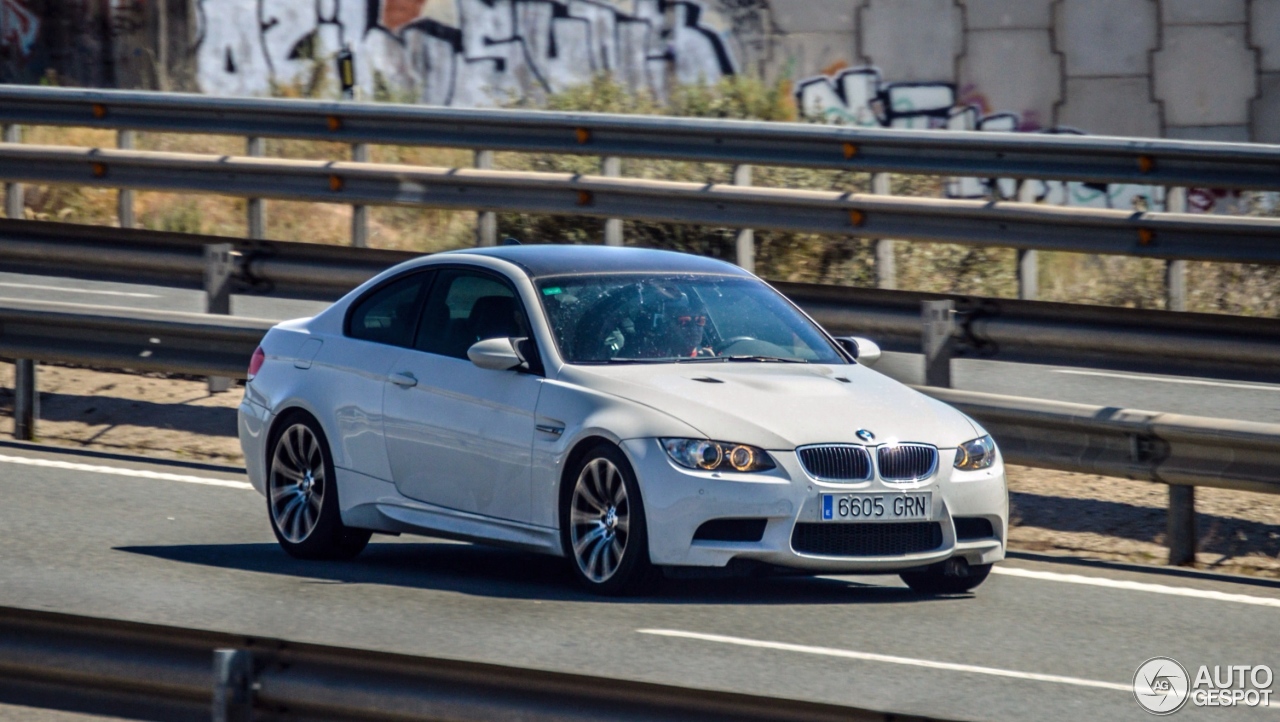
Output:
[954,435,997,471]
[661,438,776,473]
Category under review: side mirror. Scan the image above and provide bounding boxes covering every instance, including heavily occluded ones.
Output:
[467,337,523,371]
[835,336,881,367]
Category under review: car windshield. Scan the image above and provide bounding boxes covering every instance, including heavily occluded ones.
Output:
[537,273,847,365]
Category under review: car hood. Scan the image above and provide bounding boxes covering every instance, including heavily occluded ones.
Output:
[556,362,980,450]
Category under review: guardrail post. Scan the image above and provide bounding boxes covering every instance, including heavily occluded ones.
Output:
[733,164,754,273]
[475,150,496,247]
[871,173,895,289]
[205,244,235,393]
[602,156,622,246]
[1016,180,1039,300]
[922,300,955,388]
[3,124,23,220]
[212,648,254,722]
[351,143,369,248]
[13,358,37,441]
[1165,187,1188,312]
[1168,485,1197,566]
[246,137,266,239]
[117,130,136,228]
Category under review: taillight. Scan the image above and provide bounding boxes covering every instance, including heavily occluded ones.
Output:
[247,346,266,380]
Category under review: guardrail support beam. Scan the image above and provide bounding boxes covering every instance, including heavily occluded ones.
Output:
[1016,180,1039,300]
[922,300,955,388]
[1167,485,1197,566]
[246,138,265,239]
[13,359,36,441]
[734,164,754,274]
[212,648,254,722]
[3,125,22,220]
[602,156,622,246]
[205,244,235,393]
[351,143,369,248]
[871,173,895,290]
[475,150,496,247]
[117,130,136,228]
[1165,187,1188,312]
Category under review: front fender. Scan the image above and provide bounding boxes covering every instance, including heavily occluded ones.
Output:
[529,379,704,528]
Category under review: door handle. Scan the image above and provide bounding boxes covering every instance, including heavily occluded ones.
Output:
[389,371,418,388]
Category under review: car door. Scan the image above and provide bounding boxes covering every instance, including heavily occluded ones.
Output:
[382,267,542,522]
[325,269,433,480]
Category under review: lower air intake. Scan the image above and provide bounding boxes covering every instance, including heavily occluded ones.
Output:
[791,522,943,557]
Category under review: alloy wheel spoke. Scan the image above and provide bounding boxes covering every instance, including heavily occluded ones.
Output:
[585,535,608,580]
[573,524,608,557]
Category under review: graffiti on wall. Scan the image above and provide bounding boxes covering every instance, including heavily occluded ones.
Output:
[196,0,754,106]
[795,66,1244,214]
[0,0,39,57]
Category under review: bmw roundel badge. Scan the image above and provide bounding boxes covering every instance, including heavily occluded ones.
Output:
[856,429,875,442]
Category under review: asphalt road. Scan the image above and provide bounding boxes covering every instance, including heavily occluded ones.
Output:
[0,445,1277,722]
[6,270,1280,424]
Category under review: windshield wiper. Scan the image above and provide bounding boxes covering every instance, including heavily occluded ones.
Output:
[722,355,809,363]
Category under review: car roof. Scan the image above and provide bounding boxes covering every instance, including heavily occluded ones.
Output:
[439,245,753,280]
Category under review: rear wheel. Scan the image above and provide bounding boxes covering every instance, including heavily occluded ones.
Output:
[267,414,371,560]
[561,443,657,596]
[900,559,992,595]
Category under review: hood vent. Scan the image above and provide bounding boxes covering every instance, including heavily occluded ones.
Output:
[691,377,724,383]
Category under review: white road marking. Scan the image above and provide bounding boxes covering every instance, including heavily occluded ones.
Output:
[0,282,159,298]
[1051,369,1280,392]
[0,454,252,490]
[994,567,1280,609]
[638,629,1129,692]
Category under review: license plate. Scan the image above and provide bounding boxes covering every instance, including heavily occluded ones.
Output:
[821,493,931,522]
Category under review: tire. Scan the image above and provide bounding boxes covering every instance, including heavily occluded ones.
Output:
[267,413,371,560]
[560,443,658,596]
[900,559,992,595]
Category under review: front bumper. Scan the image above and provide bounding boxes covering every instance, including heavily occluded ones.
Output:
[621,438,1008,573]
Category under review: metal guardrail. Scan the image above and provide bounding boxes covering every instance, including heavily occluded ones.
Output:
[781,282,1280,383]
[3,297,1278,499]
[0,605,931,722]
[6,220,1280,384]
[0,297,269,378]
[3,145,1280,264]
[922,387,1280,496]
[0,218,415,299]
[1,85,1279,190]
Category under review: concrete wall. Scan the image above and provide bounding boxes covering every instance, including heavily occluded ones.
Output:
[787,0,1272,143]
[1,0,1274,143]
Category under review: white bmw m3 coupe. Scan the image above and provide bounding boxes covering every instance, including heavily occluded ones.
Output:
[239,246,1007,595]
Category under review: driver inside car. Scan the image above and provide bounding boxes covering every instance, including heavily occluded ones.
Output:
[651,286,715,359]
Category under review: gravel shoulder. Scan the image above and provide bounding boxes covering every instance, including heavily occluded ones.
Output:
[3,363,1278,580]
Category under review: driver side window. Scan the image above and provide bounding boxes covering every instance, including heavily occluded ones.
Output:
[414,269,533,359]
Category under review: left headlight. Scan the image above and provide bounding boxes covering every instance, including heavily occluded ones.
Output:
[661,439,776,473]
[954,435,997,471]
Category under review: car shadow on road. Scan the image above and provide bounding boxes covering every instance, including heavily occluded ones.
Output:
[116,541,952,605]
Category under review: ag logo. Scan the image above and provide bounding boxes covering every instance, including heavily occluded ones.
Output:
[856,429,875,442]
[1134,657,1190,715]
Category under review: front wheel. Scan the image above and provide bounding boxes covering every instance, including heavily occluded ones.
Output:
[900,559,992,595]
[267,414,371,560]
[561,444,657,596]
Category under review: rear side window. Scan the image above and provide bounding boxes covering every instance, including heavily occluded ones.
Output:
[345,272,432,347]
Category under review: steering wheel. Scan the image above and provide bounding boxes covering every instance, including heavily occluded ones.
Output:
[714,336,759,354]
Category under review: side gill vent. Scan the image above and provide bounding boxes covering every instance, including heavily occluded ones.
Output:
[691,377,724,383]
